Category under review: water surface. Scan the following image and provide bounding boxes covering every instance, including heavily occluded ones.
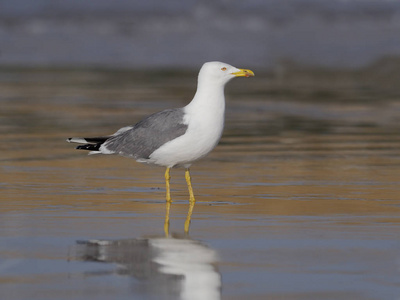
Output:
[1,69,400,299]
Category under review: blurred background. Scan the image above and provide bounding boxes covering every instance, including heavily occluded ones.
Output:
[2,2,400,299]
[2,0,400,137]
[1,0,400,71]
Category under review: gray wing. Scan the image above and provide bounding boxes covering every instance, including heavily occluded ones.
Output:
[101,108,188,159]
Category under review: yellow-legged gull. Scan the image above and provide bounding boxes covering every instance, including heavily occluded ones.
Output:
[67,61,254,234]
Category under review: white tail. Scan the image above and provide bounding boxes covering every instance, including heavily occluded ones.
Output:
[67,137,88,144]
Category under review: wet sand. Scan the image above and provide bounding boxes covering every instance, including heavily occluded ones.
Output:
[1,69,400,299]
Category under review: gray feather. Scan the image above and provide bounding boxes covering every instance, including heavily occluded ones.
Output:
[102,108,188,159]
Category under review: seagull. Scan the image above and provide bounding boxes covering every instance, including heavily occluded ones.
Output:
[67,61,254,234]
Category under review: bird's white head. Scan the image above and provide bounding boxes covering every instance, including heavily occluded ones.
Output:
[198,61,255,87]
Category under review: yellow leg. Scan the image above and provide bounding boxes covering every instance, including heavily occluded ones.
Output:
[165,167,171,202]
[185,168,195,203]
[164,167,171,237]
[184,168,196,234]
[164,200,171,237]
[184,201,195,234]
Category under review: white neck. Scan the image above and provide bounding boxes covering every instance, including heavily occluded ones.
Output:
[185,76,226,114]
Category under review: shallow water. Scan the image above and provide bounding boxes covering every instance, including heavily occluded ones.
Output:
[1,69,400,300]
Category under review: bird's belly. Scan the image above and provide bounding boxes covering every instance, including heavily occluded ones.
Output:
[148,119,223,167]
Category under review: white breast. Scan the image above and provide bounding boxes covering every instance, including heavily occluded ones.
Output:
[148,104,225,168]
[145,62,233,168]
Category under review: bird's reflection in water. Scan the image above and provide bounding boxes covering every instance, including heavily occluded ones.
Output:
[164,199,195,236]
[76,236,221,300]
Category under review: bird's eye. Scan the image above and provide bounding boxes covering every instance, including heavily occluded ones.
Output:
[221,67,227,71]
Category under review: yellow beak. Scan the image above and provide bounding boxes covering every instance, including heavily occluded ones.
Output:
[231,69,255,78]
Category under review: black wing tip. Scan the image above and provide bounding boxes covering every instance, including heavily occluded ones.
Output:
[76,144,101,151]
